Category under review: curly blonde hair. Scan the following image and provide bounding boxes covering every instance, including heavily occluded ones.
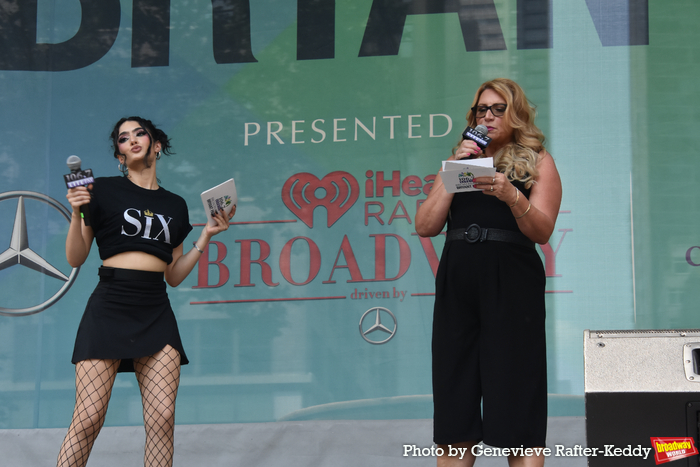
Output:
[457,78,545,189]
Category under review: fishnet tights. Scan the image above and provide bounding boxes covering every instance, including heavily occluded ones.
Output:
[134,346,181,467]
[56,358,119,467]
[56,346,181,467]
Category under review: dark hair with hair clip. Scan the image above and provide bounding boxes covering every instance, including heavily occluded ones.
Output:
[110,116,174,169]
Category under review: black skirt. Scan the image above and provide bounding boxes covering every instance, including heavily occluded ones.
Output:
[72,267,189,373]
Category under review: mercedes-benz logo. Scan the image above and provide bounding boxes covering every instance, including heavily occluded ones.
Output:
[359,307,397,345]
[0,191,79,316]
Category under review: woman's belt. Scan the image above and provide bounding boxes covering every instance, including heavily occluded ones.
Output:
[446,224,535,249]
[98,266,164,282]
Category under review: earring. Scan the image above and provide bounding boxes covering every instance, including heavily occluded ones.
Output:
[118,161,128,176]
[156,151,162,160]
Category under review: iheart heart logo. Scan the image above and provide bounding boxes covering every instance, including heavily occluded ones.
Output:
[282,171,359,228]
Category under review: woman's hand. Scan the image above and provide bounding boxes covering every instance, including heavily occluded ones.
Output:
[65,185,94,267]
[472,152,562,244]
[473,173,518,205]
[165,205,237,287]
[205,205,236,237]
[417,142,482,237]
[66,186,92,215]
[450,139,483,162]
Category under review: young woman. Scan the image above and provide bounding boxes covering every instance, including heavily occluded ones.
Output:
[416,79,562,467]
[58,116,235,467]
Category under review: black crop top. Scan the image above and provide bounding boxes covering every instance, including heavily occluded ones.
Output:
[88,177,193,264]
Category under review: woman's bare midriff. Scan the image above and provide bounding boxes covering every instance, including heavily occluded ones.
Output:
[102,251,168,272]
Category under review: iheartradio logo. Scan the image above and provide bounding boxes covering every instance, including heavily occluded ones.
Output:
[282,171,359,228]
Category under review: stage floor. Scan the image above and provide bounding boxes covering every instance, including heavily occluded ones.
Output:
[1,417,586,466]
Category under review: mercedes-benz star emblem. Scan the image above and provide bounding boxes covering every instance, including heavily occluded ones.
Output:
[359,307,397,345]
[0,191,79,316]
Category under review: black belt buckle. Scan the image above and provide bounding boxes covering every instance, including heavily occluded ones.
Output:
[465,224,487,243]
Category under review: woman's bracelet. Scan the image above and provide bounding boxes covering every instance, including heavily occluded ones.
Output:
[193,241,204,253]
[515,203,532,219]
[508,188,520,208]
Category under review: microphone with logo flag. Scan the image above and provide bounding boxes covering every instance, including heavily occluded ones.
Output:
[64,155,95,226]
[462,124,492,152]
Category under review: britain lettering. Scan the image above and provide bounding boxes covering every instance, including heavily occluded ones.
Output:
[0,1,648,71]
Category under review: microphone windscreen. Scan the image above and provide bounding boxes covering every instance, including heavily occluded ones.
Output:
[475,125,488,135]
[66,155,82,171]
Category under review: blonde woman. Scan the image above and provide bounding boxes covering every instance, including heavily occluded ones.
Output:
[416,79,562,467]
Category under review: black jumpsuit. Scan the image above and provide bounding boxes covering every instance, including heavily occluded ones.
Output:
[431,180,547,448]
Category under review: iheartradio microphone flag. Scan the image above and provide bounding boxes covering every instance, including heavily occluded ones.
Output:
[462,124,492,150]
[650,437,699,464]
[64,155,94,188]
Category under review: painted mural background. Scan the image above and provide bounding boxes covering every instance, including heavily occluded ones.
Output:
[1,0,695,429]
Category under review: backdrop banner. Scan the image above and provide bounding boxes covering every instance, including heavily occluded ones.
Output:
[0,0,693,430]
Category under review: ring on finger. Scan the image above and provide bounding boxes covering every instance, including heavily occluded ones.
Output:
[490,186,494,192]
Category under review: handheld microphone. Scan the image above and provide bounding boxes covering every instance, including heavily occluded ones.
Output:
[462,124,492,151]
[64,155,95,226]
